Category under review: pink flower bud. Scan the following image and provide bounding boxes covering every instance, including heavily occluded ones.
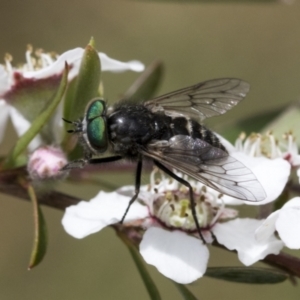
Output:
[27,146,67,181]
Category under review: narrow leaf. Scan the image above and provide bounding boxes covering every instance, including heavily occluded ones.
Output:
[173,282,198,300]
[62,42,101,156]
[216,106,283,143]
[89,36,96,48]
[4,63,69,168]
[205,267,288,284]
[261,103,300,145]
[118,232,161,300]
[63,42,101,122]
[122,60,163,102]
[27,184,48,269]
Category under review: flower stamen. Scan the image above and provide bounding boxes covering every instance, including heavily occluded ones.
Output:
[25,44,34,71]
[148,170,235,233]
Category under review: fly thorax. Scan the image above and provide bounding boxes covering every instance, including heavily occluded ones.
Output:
[82,99,108,154]
[107,105,156,155]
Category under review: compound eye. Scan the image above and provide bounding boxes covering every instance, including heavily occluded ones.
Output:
[86,98,106,120]
[87,117,108,153]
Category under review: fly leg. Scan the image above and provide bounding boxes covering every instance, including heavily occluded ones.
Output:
[154,160,206,244]
[120,158,143,224]
[61,155,123,170]
[89,156,123,164]
[61,151,92,170]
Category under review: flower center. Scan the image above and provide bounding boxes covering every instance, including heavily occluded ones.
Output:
[151,189,220,232]
[4,44,57,73]
[235,131,297,159]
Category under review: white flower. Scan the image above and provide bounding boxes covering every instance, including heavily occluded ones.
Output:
[281,132,300,183]
[219,133,291,206]
[0,97,42,150]
[255,197,300,249]
[62,190,149,239]
[62,172,283,284]
[0,46,144,149]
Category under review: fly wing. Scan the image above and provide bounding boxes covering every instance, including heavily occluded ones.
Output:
[143,135,266,201]
[144,78,250,120]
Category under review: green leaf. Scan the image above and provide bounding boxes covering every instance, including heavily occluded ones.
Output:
[205,267,288,284]
[218,103,300,144]
[62,41,101,156]
[122,60,164,102]
[63,41,101,122]
[3,63,69,169]
[261,103,300,146]
[89,36,96,48]
[217,106,283,142]
[173,282,198,300]
[118,232,161,300]
[27,184,48,269]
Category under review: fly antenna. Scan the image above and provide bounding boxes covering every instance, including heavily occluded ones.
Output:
[62,118,74,124]
[63,117,83,134]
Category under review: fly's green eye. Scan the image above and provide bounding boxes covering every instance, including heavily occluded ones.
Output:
[86,99,106,120]
[87,117,108,153]
[86,99,108,153]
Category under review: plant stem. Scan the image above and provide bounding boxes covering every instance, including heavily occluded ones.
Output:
[1,167,300,280]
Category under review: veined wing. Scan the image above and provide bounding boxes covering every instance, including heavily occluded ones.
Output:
[143,135,266,201]
[144,78,250,120]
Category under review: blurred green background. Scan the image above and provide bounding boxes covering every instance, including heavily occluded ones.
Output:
[1,0,300,299]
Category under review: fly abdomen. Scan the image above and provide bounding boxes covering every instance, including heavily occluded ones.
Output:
[188,119,227,152]
[171,117,190,136]
[160,116,227,152]
[152,114,227,152]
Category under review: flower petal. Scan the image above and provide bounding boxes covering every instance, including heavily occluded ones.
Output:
[117,185,148,196]
[297,168,300,184]
[62,191,148,239]
[217,134,236,152]
[255,211,279,242]
[0,65,10,96]
[276,207,300,249]
[140,227,209,284]
[255,198,300,249]
[213,218,284,266]
[282,196,300,209]
[118,185,165,212]
[231,152,290,205]
[24,48,84,80]
[221,195,244,206]
[9,106,42,151]
[99,53,144,72]
[0,100,10,143]
[24,48,144,82]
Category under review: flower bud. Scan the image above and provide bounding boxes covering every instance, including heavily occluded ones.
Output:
[27,146,67,181]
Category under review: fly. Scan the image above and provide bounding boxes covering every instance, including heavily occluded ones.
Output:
[62,78,266,243]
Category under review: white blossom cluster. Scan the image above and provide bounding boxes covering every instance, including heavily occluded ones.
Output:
[1,47,299,284]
